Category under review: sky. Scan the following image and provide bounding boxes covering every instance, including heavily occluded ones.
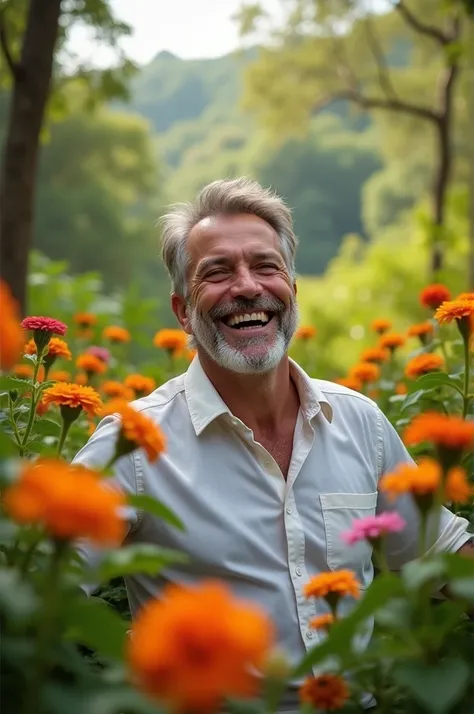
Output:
[66,0,282,67]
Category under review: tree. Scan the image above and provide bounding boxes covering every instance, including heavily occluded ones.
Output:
[0,0,135,313]
[237,0,468,279]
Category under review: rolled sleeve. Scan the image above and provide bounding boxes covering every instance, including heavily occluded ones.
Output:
[72,416,139,595]
[375,409,471,570]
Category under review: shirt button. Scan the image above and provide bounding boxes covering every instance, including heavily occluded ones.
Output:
[286,507,292,515]
[295,566,303,576]
[306,630,313,640]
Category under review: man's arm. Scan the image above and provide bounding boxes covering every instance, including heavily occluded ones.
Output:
[375,409,472,569]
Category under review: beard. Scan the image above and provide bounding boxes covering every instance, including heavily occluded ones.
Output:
[187,295,299,375]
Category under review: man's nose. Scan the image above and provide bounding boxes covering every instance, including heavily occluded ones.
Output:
[229,267,262,299]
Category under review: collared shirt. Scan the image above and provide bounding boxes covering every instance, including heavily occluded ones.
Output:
[74,357,470,701]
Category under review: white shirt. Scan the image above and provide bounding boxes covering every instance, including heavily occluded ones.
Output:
[74,357,470,702]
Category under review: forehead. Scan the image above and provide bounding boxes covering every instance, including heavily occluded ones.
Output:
[187,213,282,266]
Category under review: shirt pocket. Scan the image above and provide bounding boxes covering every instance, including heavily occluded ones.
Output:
[320,492,378,588]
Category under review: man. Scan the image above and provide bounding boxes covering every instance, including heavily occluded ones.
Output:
[74,177,473,710]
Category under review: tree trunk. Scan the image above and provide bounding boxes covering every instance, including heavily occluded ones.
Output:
[0,0,63,315]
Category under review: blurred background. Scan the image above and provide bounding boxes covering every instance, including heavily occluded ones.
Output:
[0,0,473,373]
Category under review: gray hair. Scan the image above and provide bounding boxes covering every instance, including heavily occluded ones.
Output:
[159,177,298,296]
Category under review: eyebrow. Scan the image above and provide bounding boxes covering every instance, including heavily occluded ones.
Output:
[195,257,231,277]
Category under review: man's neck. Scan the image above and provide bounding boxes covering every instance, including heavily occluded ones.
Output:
[197,352,300,434]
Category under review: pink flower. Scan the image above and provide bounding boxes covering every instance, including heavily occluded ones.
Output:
[21,316,67,336]
[341,512,406,545]
[87,346,110,363]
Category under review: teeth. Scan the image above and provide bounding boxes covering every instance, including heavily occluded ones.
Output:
[227,312,269,326]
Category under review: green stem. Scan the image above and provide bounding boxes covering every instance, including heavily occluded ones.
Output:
[462,334,471,419]
[9,395,23,452]
[20,347,45,451]
[23,539,65,714]
[418,511,428,559]
[20,531,43,575]
[56,420,72,457]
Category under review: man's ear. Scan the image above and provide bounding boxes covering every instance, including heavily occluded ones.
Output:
[171,293,193,335]
[294,280,297,296]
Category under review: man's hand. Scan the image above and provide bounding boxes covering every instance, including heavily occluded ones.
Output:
[457,540,474,560]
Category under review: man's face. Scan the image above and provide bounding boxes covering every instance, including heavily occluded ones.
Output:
[173,213,298,374]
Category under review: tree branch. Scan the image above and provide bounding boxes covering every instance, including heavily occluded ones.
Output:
[313,88,440,124]
[0,6,21,79]
[395,1,452,45]
[363,15,398,100]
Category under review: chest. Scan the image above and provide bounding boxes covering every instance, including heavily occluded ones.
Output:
[256,432,294,478]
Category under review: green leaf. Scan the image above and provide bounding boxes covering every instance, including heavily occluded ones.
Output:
[0,569,39,619]
[65,596,128,659]
[31,418,61,437]
[448,578,474,600]
[0,376,32,395]
[402,558,446,591]
[128,494,185,531]
[98,543,189,581]
[394,658,470,714]
[400,388,426,412]
[414,372,464,396]
[293,574,403,676]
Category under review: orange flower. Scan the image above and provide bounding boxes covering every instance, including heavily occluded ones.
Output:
[371,318,392,335]
[0,280,24,371]
[309,613,335,631]
[407,321,434,343]
[36,399,49,417]
[12,364,34,380]
[360,347,389,364]
[395,383,408,395]
[420,284,451,310]
[103,325,131,344]
[404,413,474,453]
[444,466,472,503]
[100,399,166,462]
[25,336,72,361]
[124,374,156,397]
[102,380,134,400]
[153,329,188,353]
[435,299,474,339]
[304,570,360,601]
[3,459,125,545]
[379,333,406,351]
[404,353,444,379]
[457,292,474,301]
[380,459,441,502]
[335,376,362,392]
[75,373,88,386]
[50,370,71,382]
[127,581,274,713]
[42,383,102,417]
[349,362,380,384]
[76,353,107,375]
[299,674,349,711]
[295,325,317,340]
[73,312,97,328]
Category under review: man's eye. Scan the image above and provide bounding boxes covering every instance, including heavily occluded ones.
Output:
[206,270,228,279]
[256,264,278,273]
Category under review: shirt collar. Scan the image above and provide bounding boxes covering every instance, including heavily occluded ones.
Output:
[185,356,333,436]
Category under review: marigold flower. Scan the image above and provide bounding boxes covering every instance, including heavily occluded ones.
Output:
[76,353,107,376]
[335,376,362,391]
[299,674,349,711]
[435,299,474,340]
[102,381,134,400]
[100,399,166,463]
[360,347,389,364]
[404,413,474,452]
[75,373,88,386]
[124,374,156,397]
[395,383,408,395]
[380,459,441,505]
[103,325,131,344]
[407,321,434,344]
[86,346,110,363]
[50,370,71,383]
[457,292,474,302]
[309,613,335,631]
[404,353,444,379]
[341,513,406,545]
[42,383,102,417]
[295,325,317,340]
[153,328,188,353]
[73,312,97,328]
[371,318,392,334]
[444,466,472,503]
[3,459,125,545]
[304,570,360,601]
[25,336,72,362]
[36,399,49,417]
[379,332,406,351]
[349,362,380,384]
[127,581,274,713]
[0,280,24,371]
[21,316,67,335]
[12,364,34,380]
[420,284,451,310]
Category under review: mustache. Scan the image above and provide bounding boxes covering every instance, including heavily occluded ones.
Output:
[207,296,286,321]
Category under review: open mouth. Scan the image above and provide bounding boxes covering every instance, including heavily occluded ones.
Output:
[222,311,274,330]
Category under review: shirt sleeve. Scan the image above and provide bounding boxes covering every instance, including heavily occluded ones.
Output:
[375,408,471,571]
[72,415,139,596]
